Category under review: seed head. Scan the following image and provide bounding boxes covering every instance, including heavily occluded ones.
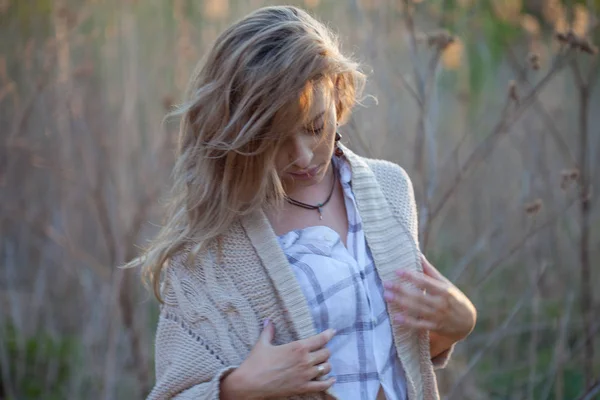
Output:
[560,168,580,190]
[525,199,543,215]
[555,30,598,54]
[528,52,540,70]
[427,30,455,51]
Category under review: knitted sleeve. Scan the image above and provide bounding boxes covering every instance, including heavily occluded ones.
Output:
[146,308,238,400]
[366,158,453,369]
[146,251,257,399]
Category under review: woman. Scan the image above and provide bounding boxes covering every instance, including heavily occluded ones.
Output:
[138,6,476,400]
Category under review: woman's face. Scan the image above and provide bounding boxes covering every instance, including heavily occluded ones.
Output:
[275,83,338,192]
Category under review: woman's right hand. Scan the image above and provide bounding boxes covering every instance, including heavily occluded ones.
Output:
[221,320,336,399]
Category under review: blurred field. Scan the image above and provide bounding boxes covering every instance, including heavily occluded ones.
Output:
[1,0,599,399]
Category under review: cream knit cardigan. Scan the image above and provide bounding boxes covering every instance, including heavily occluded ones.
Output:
[148,146,451,400]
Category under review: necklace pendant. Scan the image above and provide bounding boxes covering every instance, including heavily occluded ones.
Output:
[318,205,323,220]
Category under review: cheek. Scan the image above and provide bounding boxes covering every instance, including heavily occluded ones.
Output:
[274,151,288,173]
[316,124,336,154]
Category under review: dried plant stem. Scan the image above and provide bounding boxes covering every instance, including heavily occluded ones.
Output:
[505,47,575,166]
[540,293,575,400]
[399,0,445,250]
[401,0,425,177]
[528,253,543,400]
[576,379,600,400]
[572,58,595,390]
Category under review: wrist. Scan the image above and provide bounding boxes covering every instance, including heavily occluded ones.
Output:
[221,367,263,400]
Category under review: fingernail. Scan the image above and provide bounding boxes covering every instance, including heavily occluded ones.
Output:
[383,282,393,289]
[383,291,394,301]
[263,318,270,328]
[394,314,404,323]
[397,270,408,278]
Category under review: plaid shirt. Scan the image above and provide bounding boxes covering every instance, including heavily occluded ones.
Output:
[277,157,407,400]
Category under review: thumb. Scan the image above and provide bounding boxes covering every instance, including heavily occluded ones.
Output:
[260,319,275,346]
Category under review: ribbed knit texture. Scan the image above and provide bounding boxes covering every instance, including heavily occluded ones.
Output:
[147,146,450,400]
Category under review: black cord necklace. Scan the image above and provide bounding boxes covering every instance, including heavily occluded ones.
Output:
[285,167,337,220]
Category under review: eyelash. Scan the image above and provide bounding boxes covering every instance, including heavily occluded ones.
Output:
[309,126,324,135]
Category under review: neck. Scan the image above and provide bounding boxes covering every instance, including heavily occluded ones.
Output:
[284,162,335,203]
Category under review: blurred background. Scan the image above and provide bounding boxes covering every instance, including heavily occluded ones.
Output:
[1,0,599,399]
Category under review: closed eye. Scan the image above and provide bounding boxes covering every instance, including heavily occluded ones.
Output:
[304,111,326,135]
[306,125,324,135]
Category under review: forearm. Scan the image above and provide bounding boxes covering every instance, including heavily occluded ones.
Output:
[220,368,261,400]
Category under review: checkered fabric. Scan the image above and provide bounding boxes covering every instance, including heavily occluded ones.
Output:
[277,156,408,400]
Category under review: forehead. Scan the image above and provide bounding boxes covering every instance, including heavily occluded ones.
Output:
[299,78,334,122]
[269,77,335,138]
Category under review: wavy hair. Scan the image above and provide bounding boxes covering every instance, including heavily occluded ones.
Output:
[129,5,365,302]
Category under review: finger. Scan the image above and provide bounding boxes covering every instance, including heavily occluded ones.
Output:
[303,329,336,352]
[390,294,437,319]
[402,285,445,310]
[311,362,332,380]
[260,319,275,345]
[397,270,447,295]
[384,278,432,296]
[383,283,442,311]
[420,255,449,283]
[302,376,336,393]
[420,255,441,278]
[394,313,438,331]
[309,347,331,365]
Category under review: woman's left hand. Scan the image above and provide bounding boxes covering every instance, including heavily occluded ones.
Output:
[383,254,476,344]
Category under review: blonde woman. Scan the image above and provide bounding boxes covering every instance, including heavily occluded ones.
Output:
[137,6,476,400]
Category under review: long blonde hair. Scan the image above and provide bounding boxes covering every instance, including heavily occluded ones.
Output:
[131,5,365,302]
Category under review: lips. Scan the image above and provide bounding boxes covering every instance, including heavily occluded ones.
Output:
[288,165,321,180]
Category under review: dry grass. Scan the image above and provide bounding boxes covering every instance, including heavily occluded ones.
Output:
[1,0,599,398]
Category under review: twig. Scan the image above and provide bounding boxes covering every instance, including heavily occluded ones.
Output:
[401,0,424,98]
[575,62,594,389]
[576,379,600,400]
[504,45,575,166]
[571,59,585,89]
[401,0,427,177]
[475,193,578,288]
[427,49,576,229]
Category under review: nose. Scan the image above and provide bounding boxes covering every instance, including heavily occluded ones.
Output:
[289,135,313,170]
